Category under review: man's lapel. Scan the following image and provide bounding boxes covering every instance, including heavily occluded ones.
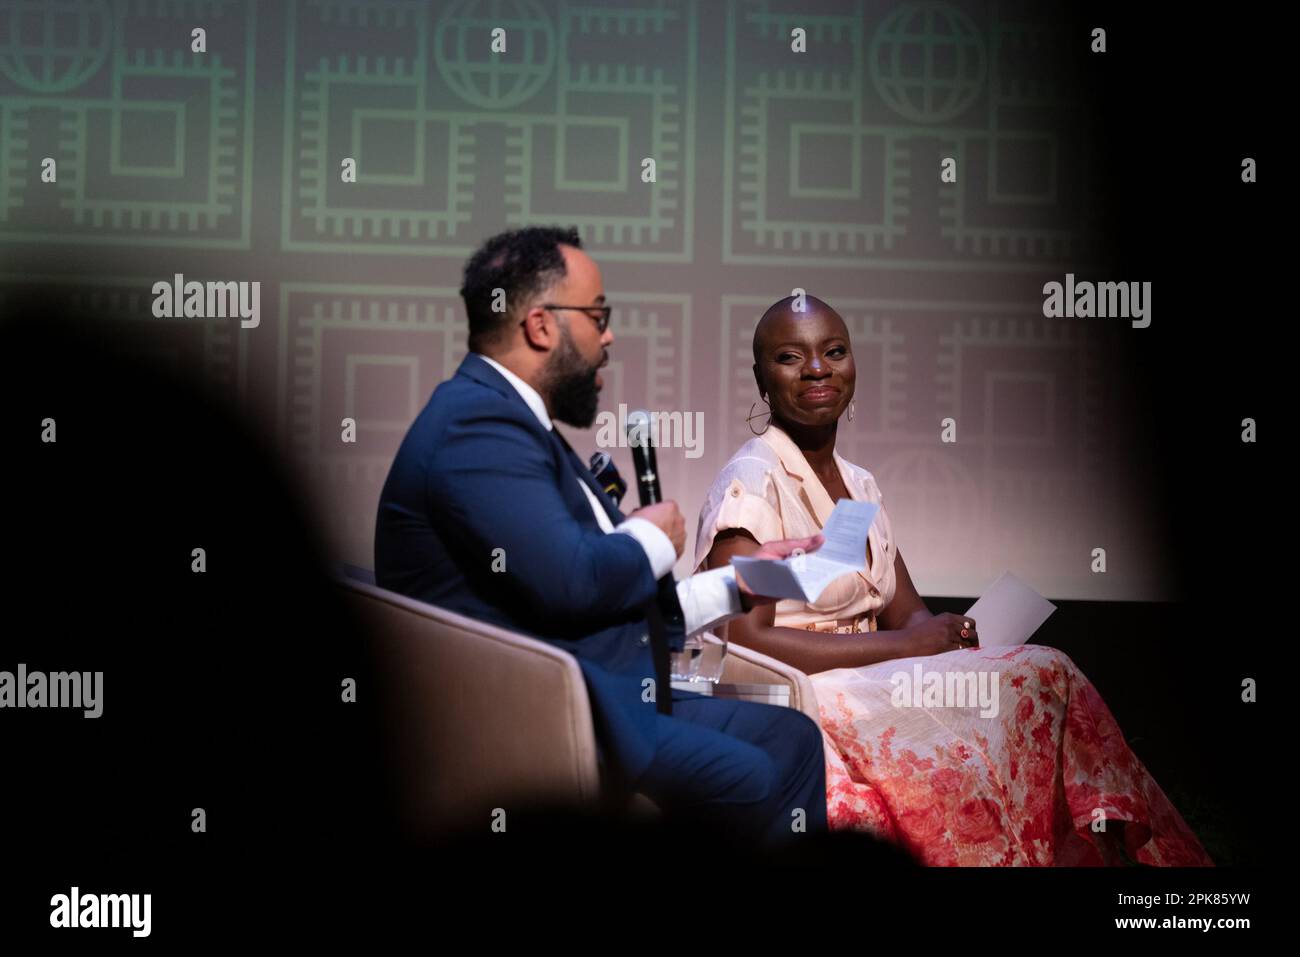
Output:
[551,428,624,525]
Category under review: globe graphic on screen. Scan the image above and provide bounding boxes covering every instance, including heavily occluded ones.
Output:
[0,0,112,93]
[870,1,985,124]
[435,0,555,110]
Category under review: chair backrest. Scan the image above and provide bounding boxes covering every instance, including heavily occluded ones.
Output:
[336,576,601,837]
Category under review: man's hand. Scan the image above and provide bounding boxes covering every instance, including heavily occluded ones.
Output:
[734,533,825,611]
[627,500,686,558]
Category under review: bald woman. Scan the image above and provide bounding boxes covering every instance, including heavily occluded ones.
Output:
[694,295,1212,866]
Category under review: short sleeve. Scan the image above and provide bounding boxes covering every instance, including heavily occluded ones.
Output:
[694,475,783,570]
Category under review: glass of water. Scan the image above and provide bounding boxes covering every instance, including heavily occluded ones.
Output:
[670,630,728,684]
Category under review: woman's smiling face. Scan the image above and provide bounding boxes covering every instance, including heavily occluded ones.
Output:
[753,302,855,429]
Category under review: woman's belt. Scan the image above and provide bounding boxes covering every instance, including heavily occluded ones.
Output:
[802,611,876,634]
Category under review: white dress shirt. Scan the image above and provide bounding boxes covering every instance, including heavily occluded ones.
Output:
[476,353,745,638]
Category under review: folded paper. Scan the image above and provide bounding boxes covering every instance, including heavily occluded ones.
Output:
[731,498,879,603]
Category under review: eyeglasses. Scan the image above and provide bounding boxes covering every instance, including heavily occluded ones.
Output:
[541,303,612,334]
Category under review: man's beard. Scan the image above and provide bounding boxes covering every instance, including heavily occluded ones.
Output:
[543,326,602,428]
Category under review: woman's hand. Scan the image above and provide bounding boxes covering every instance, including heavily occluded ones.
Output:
[899,613,978,656]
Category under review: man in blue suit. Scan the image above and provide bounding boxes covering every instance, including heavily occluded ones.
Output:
[376,226,828,847]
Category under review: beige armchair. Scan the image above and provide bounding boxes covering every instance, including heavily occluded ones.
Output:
[337,575,821,838]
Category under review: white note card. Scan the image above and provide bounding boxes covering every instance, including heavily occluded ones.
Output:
[730,498,879,603]
[963,571,1057,647]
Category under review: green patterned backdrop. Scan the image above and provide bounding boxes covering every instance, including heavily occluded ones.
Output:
[1,0,1155,600]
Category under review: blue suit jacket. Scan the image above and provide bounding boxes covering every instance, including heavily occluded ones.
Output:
[375,352,673,784]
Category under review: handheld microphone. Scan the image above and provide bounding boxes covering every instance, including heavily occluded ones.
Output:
[624,409,661,506]
[624,409,683,713]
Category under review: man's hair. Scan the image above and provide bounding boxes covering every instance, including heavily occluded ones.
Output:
[460,225,583,353]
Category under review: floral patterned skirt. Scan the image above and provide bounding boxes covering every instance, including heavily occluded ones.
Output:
[812,644,1213,866]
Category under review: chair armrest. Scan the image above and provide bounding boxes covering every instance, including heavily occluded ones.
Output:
[719,641,822,729]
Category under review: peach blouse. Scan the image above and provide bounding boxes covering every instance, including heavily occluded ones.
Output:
[694,423,897,634]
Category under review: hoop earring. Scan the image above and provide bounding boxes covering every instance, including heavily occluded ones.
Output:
[847,400,855,422]
[747,395,771,436]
